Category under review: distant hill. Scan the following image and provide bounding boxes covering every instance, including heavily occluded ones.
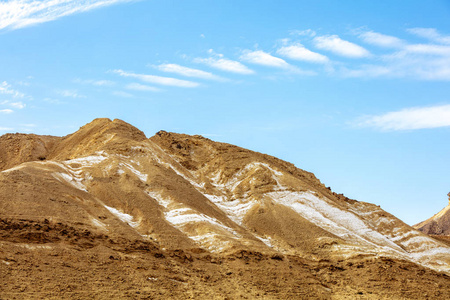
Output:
[414,193,450,236]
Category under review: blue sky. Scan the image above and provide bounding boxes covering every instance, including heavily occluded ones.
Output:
[1,0,450,225]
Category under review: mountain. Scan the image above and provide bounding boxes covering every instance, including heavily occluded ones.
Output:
[1,118,449,299]
[414,193,450,238]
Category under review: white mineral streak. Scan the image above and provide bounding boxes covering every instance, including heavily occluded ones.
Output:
[91,218,108,230]
[146,190,240,252]
[202,194,256,225]
[104,205,140,228]
[118,162,148,182]
[269,191,407,252]
[140,142,205,189]
[64,152,108,166]
[0,164,26,173]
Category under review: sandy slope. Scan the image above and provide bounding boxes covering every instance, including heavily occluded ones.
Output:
[1,118,449,299]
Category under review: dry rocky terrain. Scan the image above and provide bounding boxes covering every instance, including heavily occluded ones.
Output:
[1,118,449,299]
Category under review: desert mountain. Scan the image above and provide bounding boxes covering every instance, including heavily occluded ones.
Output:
[414,193,450,238]
[1,118,450,299]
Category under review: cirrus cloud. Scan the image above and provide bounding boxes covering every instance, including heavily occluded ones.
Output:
[240,50,292,69]
[0,0,137,31]
[356,104,450,130]
[125,83,161,92]
[313,35,370,58]
[154,63,224,81]
[0,109,14,114]
[277,44,329,63]
[359,31,405,48]
[194,57,254,75]
[407,28,450,45]
[112,69,200,88]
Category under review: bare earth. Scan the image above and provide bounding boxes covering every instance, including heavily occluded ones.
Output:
[1,118,449,299]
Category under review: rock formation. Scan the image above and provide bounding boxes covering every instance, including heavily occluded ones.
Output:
[1,118,449,299]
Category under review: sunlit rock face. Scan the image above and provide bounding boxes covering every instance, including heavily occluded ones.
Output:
[1,118,450,299]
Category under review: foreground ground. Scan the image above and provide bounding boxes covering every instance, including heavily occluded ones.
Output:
[1,218,449,299]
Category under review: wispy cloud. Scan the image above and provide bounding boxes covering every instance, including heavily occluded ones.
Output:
[0,127,13,131]
[112,90,133,98]
[0,109,13,114]
[341,56,450,81]
[112,69,200,88]
[337,28,450,81]
[74,78,115,86]
[154,63,224,81]
[194,51,254,75]
[240,50,292,69]
[403,44,450,56]
[126,83,160,92]
[43,98,65,104]
[57,89,85,98]
[359,31,405,48]
[1,100,26,109]
[289,29,316,37]
[0,81,25,98]
[341,65,393,79]
[314,35,370,58]
[277,44,329,63]
[0,0,136,31]
[356,104,450,130]
[407,28,450,45]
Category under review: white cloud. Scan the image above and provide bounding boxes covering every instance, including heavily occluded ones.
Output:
[58,90,85,98]
[155,63,224,81]
[0,127,13,131]
[240,50,291,69]
[43,98,65,104]
[194,57,254,75]
[0,109,13,114]
[407,28,450,45]
[126,83,160,92]
[341,65,393,78]
[74,79,115,86]
[9,101,26,109]
[357,104,450,130]
[0,0,135,31]
[289,29,316,37]
[112,69,200,88]
[112,90,133,98]
[277,44,329,63]
[93,80,115,86]
[359,31,405,48]
[342,56,450,81]
[313,35,370,58]
[0,81,25,98]
[403,44,450,56]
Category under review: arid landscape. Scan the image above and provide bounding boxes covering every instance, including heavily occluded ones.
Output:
[1,118,449,299]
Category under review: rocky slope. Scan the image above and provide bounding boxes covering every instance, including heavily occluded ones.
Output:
[414,193,450,236]
[1,118,449,299]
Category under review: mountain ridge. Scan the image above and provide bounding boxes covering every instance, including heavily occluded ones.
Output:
[1,118,450,299]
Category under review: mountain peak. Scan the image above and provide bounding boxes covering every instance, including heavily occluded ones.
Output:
[1,118,450,298]
[48,118,147,160]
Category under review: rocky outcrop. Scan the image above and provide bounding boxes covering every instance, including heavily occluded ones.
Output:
[1,118,450,299]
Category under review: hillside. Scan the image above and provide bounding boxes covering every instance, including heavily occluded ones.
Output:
[414,193,450,236]
[1,118,449,299]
